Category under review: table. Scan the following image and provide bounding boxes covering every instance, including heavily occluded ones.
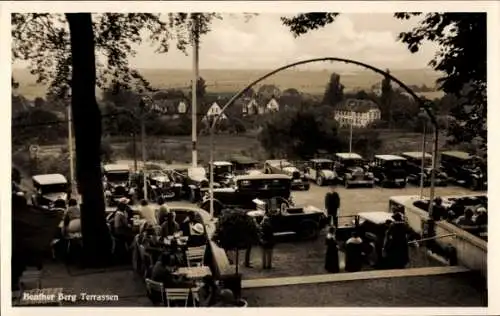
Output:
[175,266,211,280]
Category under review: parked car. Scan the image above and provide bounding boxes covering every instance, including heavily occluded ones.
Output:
[228,155,262,175]
[333,153,374,188]
[147,170,182,200]
[31,173,69,209]
[370,154,408,188]
[440,151,486,190]
[183,167,211,203]
[199,174,293,217]
[264,159,310,191]
[401,152,448,187]
[336,211,402,268]
[303,158,337,186]
[207,161,235,187]
[247,198,327,240]
[102,164,133,205]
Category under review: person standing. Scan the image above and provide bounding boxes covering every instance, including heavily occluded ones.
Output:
[324,187,340,227]
[260,215,275,269]
[345,231,363,272]
[139,199,156,225]
[324,226,340,273]
[383,213,409,269]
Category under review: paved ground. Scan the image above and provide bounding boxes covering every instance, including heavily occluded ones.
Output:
[242,272,487,307]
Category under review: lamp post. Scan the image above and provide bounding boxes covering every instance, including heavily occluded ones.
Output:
[206,57,439,219]
[420,120,427,199]
[191,14,200,168]
[67,104,76,196]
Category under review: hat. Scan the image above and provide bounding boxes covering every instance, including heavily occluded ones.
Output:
[476,207,487,213]
[118,197,130,204]
[192,223,204,235]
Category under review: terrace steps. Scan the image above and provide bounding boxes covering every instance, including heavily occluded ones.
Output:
[242,265,470,289]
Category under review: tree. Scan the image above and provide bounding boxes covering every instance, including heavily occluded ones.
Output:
[258,105,342,159]
[395,13,486,147]
[380,69,393,127]
[281,13,487,148]
[322,72,344,106]
[33,97,46,108]
[213,209,261,277]
[12,13,221,267]
[197,76,207,101]
[257,84,281,100]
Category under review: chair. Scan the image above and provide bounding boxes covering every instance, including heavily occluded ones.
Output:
[165,288,191,307]
[186,246,206,267]
[19,269,42,291]
[66,232,83,255]
[145,278,165,306]
[191,286,200,307]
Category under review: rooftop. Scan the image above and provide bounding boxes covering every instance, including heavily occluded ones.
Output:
[401,152,432,159]
[336,153,363,159]
[335,98,380,113]
[213,161,232,166]
[310,158,334,163]
[375,154,407,161]
[441,150,472,160]
[103,164,130,172]
[32,174,67,185]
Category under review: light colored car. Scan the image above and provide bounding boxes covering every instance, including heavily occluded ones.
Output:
[31,173,69,209]
[264,159,310,191]
[304,158,337,186]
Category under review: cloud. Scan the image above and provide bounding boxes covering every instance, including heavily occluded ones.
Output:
[129,13,438,70]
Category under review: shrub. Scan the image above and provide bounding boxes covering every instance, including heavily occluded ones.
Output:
[101,138,114,163]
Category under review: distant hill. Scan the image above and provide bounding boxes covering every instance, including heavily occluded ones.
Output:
[12,67,443,100]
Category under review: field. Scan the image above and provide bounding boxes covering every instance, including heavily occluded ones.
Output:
[12,67,444,100]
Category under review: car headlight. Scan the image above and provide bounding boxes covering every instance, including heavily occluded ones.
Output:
[367,172,374,178]
[346,174,352,179]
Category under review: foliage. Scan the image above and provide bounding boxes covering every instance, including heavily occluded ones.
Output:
[281,12,486,149]
[213,209,260,250]
[322,72,344,106]
[281,13,339,37]
[258,105,339,159]
[100,138,114,163]
[394,12,486,147]
[12,108,67,146]
[380,69,393,124]
[123,140,189,163]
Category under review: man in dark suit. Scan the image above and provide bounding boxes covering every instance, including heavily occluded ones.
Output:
[324,188,340,227]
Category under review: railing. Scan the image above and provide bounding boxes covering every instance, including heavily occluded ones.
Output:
[391,195,487,278]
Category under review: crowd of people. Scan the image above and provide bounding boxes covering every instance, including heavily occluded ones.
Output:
[323,187,411,273]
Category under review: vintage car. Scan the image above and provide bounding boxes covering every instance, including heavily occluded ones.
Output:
[333,153,374,188]
[31,173,69,209]
[207,161,235,187]
[147,170,183,200]
[102,164,133,205]
[247,198,327,240]
[183,167,211,203]
[303,158,337,186]
[199,174,293,217]
[228,155,262,176]
[336,211,405,268]
[440,151,486,190]
[370,154,408,188]
[264,159,310,191]
[400,152,448,187]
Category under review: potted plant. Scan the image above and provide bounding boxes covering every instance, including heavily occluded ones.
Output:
[212,208,260,304]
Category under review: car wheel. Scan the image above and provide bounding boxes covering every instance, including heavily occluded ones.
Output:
[316,176,324,186]
[344,179,350,189]
[366,242,379,267]
[299,220,319,240]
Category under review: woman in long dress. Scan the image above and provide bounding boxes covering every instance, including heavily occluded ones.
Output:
[324,226,340,273]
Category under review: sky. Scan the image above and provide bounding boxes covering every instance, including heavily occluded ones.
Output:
[128,13,439,70]
[12,13,439,71]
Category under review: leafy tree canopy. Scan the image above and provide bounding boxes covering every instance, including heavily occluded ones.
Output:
[281,12,486,148]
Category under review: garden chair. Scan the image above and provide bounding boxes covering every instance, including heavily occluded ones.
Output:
[165,288,191,307]
[186,245,206,267]
[145,278,165,306]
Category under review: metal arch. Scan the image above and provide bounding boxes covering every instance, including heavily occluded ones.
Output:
[210,57,438,131]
